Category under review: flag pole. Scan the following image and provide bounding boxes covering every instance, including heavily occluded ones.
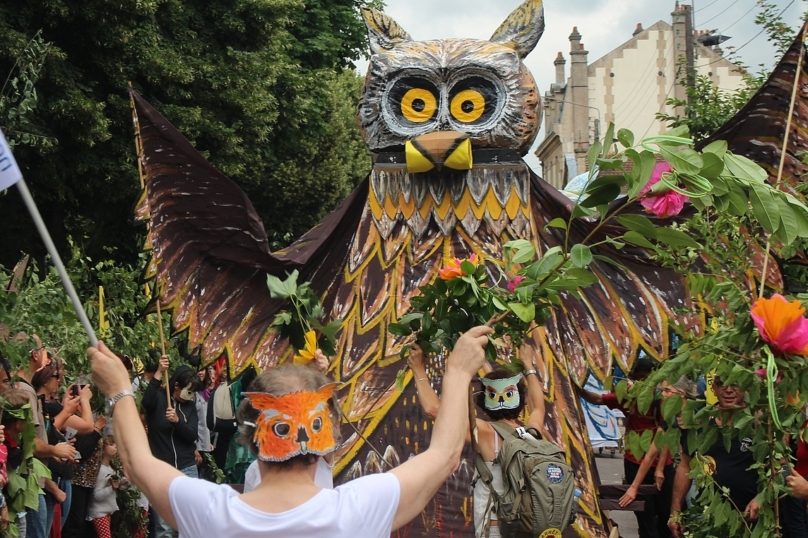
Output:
[15,178,98,347]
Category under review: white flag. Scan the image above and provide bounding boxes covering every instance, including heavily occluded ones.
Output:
[0,128,22,191]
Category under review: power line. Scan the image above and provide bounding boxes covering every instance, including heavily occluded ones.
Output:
[695,0,720,12]
[699,0,744,26]
[703,0,796,66]
[719,2,759,34]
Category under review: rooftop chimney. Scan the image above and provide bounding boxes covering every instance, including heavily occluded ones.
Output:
[554,52,566,84]
[633,23,644,36]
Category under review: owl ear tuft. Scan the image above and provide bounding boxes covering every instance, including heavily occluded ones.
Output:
[315,382,340,400]
[490,0,545,59]
[360,7,413,55]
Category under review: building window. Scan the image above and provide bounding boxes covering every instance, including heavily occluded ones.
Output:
[610,72,615,78]
[658,71,664,76]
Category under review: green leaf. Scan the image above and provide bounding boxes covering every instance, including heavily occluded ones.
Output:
[724,153,768,184]
[564,268,599,287]
[570,244,593,268]
[616,214,658,240]
[508,302,535,323]
[510,246,536,264]
[584,174,626,194]
[571,205,598,218]
[395,368,407,392]
[546,218,568,231]
[749,184,780,233]
[615,379,628,403]
[388,323,412,337]
[460,260,476,275]
[580,183,621,208]
[701,139,728,158]
[658,146,703,176]
[601,122,616,157]
[626,149,658,198]
[661,395,684,423]
[526,252,562,280]
[617,128,634,148]
[726,184,748,216]
[623,231,656,249]
[587,141,602,172]
[637,385,654,414]
[777,196,800,246]
[655,227,701,249]
[266,273,291,299]
[699,152,724,180]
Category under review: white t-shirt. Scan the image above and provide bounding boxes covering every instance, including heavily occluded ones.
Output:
[169,473,400,538]
[243,458,333,492]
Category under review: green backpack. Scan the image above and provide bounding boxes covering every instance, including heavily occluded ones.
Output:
[474,422,577,537]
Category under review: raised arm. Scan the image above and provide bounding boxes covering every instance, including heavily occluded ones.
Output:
[407,345,440,420]
[389,326,492,530]
[573,384,606,406]
[523,363,546,438]
[88,342,182,530]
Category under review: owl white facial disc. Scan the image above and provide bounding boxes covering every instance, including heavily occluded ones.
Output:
[481,374,522,410]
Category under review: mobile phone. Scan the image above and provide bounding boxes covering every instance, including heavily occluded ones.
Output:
[70,384,79,397]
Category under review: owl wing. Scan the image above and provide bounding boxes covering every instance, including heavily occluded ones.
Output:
[131,90,366,376]
[697,26,808,197]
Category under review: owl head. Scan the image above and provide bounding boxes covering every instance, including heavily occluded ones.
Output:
[243,383,339,462]
[358,0,544,161]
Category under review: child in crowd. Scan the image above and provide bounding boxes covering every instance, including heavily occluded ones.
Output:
[87,436,120,538]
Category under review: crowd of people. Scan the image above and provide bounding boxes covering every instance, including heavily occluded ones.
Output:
[2,329,808,538]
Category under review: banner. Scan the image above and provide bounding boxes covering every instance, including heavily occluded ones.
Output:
[0,129,22,191]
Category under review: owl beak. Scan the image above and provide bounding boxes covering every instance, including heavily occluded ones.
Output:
[405,131,473,174]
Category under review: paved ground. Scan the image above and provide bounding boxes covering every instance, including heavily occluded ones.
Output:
[594,451,640,538]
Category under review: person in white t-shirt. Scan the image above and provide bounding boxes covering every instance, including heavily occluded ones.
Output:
[86,325,492,538]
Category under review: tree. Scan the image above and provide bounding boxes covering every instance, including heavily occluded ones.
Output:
[0,0,379,269]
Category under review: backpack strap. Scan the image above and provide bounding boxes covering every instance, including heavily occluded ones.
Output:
[490,420,519,441]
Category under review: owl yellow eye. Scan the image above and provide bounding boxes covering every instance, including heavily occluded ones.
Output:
[312,417,323,433]
[450,89,486,123]
[401,88,437,123]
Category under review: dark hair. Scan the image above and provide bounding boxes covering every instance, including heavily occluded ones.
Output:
[630,357,657,377]
[475,369,528,421]
[236,365,340,470]
[173,369,201,393]
[31,362,60,391]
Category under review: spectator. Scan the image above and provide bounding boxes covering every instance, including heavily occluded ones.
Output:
[87,327,491,538]
[669,376,759,537]
[17,340,77,538]
[141,357,200,538]
[32,362,91,535]
[575,358,673,538]
[87,436,120,538]
[1,389,30,536]
[408,344,546,538]
[62,415,107,538]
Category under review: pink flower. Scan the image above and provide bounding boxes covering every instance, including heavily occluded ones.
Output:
[755,368,783,383]
[507,276,525,292]
[639,162,689,218]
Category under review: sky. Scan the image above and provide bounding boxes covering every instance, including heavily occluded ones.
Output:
[355,0,806,172]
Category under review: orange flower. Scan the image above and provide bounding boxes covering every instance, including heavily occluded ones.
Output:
[751,294,808,355]
[439,254,478,280]
[293,330,318,365]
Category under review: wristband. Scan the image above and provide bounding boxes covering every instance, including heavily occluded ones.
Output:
[524,369,537,376]
[107,390,135,418]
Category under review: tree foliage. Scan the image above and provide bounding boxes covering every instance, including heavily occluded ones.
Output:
[0,0,379,269]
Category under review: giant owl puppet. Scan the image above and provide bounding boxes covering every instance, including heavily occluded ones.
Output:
[132,1,699,536]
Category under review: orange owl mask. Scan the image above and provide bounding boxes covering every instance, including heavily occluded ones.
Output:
[243,383,338,462]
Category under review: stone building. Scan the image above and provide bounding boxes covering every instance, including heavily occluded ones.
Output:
[536,3,746,190]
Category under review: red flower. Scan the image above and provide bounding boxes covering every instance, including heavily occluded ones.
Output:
[639,162,689,218]
[507,276,525,292]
